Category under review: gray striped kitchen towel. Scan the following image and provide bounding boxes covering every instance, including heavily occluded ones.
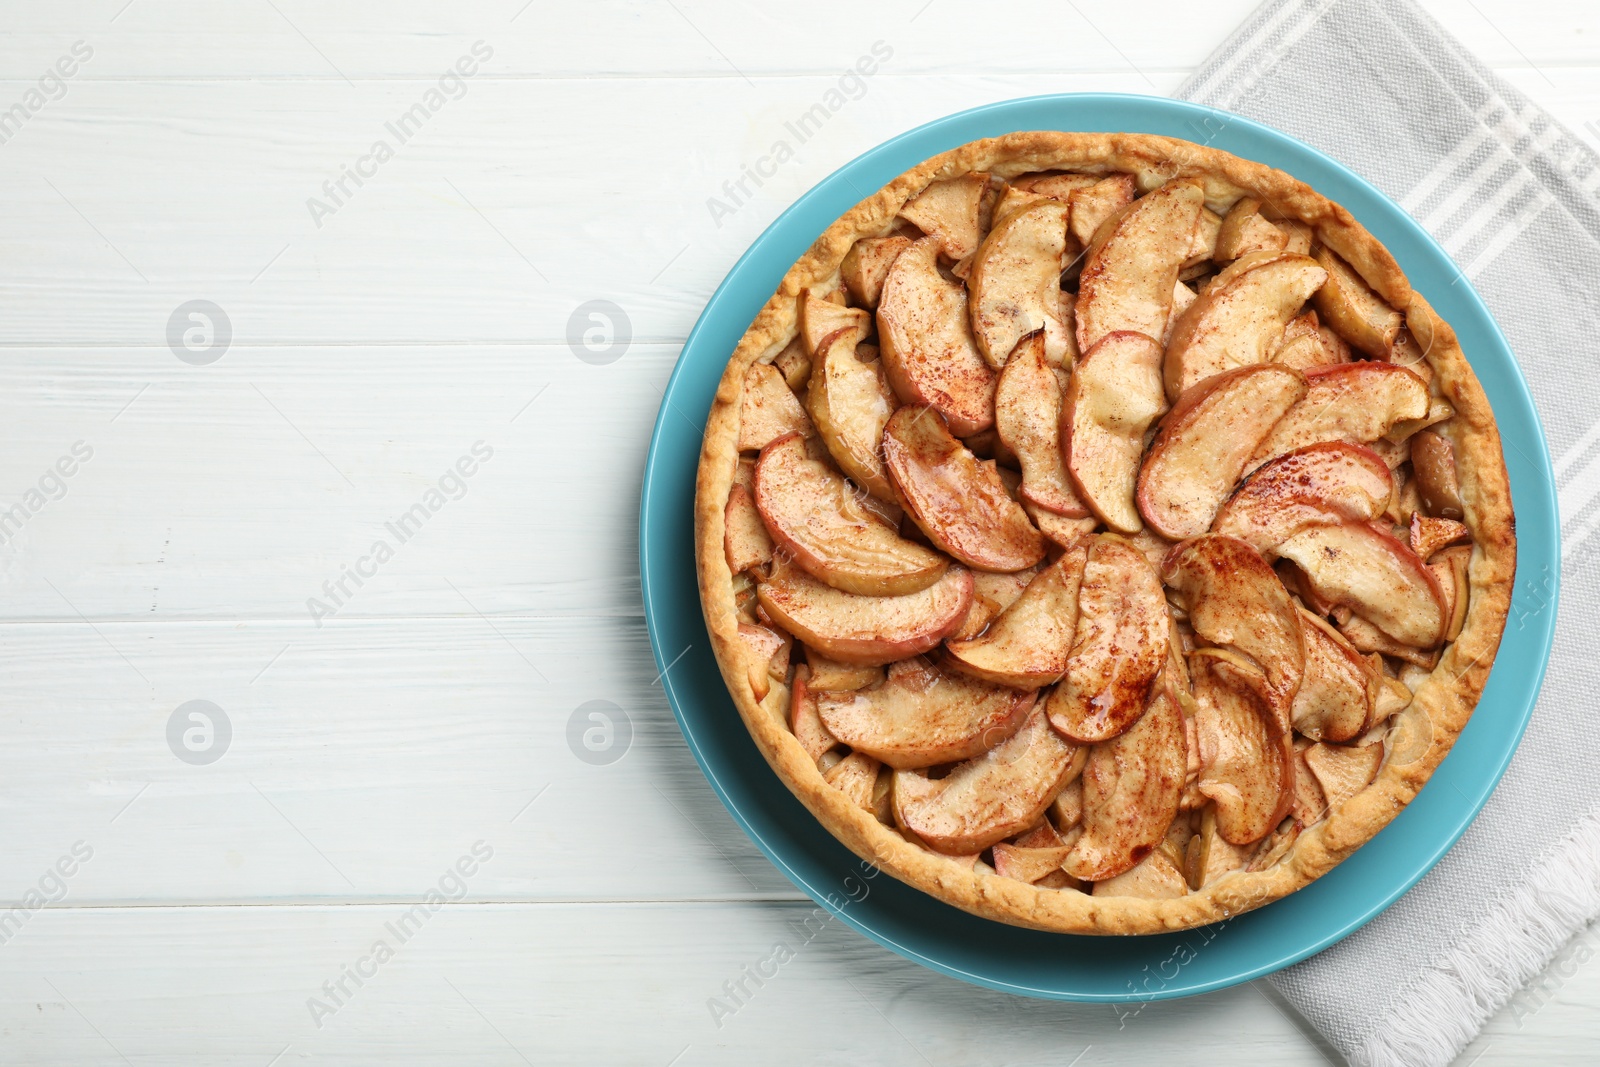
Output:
[1179,1,1600,1063]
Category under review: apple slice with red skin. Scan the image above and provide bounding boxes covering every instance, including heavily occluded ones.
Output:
[1076,179,1207,352]
[1212,442,1394,555]
[754,432,946,596]
[1163,250,1329,400]
[798,290,870,358]
[806,328,900,502]
[893,701,1083,855]
[1275,522,1447,648]
[1191,648,1294,846]
[967,199,1072,368]
[1291,608,1377,744]
[944,543,1088,689]
[877,236,997,436]
[1063,681,1186,882]
[1136,363,1308,540]
[995,333,1088,517]
[882,405,1045,573]
[788,670,840,765]
[841,236,913,309]
[1045,535,1168,743]
[1063,330,1169,533]
[815,656,1033,769]
[1310,245,1403,359]
[1246,362,1429,472]
[1161,534,1305,715]
[756,560,974,666]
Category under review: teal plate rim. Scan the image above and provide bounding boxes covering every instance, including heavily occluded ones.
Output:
[638,93,1558,1002]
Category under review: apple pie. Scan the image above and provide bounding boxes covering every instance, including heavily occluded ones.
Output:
[694,132,1514,934]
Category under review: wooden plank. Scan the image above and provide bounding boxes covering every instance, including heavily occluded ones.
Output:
[0,0,1587,79]
[0,615,799,903]
[0,344,677,620]
[0,900,1325,1066]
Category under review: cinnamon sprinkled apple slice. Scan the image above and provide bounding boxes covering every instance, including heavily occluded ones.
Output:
[877,236,998,436]
[816,656,1033,769]
[995,332,1088,517]
[754,432,947,596]
[968,199,1072,368]
[1075,178,1207,352]
[893,702,1082,855]
[1191,648,1294,846]
[756,560,973,667]
[1063,681,1186,882]
[1136,363,1308,540]
[1212,442,1394,554]
[1246,362,1428,473]
[944,544,1088,690]
[1275,522,1447,648]
[1045,535,1168,743]
[882,405,1045,572]
[1063,330,1168,534]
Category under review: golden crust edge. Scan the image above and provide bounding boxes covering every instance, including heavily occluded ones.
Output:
[690,131,1515,935]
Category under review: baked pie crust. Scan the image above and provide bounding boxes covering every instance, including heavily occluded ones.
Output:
[693,132,1515,934]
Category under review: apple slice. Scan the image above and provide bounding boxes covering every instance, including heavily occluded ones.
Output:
[824,751,882,811]
[754,433,947,596]
[756,560,973,666]
[737,362,812,452]
[1246,819,1300,872]
[1186,208,1223,268]
[1135,363,1308,539]
[1063,331,1168,533]
[877,236,998,436]
[737,623,790,702]
[1188,803,1251,889]
[882,406,1046,572]
[1409,513,1470,560]
[897,173,989,261]
[971,565,1040,612]
[1276,522,1446,648]
[1076,179,1207,352]
[1063,681,1186,882]
[1045,535,1168,743]
[798,290,870,358]
[893,702,1082,855]
[816,656,1033,769]
[1091,849,1188,899]
[1292,608,1377,743]
[1067,174,1138,248]
[1433,544,1471,642]
[992,186,1049,225]
[1213,198,1289,263]
[992,843,1075,885]
[1162,251,1329,399]
[1311,246,1403,358]
[806,328,899,501]
[1165,280,1197,347]
[1303,742,1383,810]
[1025,504,1099,551]
[789,671,840,765]
[968,199,1071,368]
[803,652,882,692]
[1212,442,1394,554]
[995,333,1088,517]
[1160,535,1304,712]
[1245,362,1429,472]
[945,544,1089,689]
[1410,430,1464,520]
[723,482,775,575]
[841,236,913,309]
[1012,171,1099,200]
[1191,648,1294,846]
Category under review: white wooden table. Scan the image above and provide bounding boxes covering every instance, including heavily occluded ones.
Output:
[1,2,1596,1062]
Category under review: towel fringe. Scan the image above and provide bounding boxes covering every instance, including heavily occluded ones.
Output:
[1352,810,1600,1067]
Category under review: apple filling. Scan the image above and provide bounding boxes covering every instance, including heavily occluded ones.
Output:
[719,164,1484,901]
